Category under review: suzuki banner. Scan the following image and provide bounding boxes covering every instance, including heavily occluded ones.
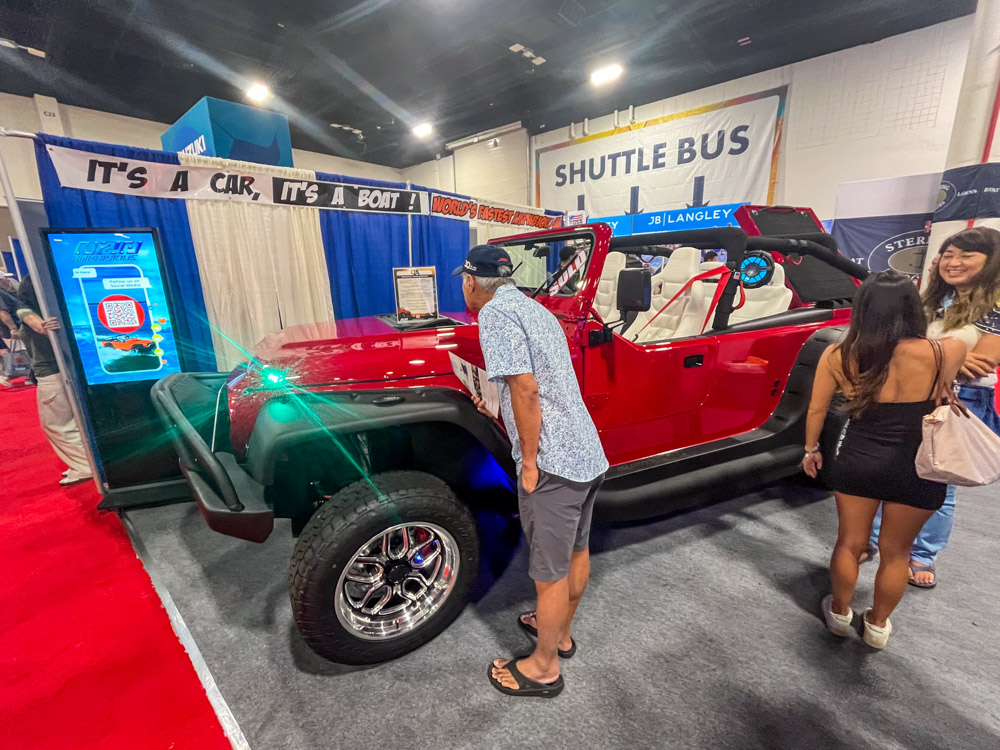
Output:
[535,88,785,217]
[46,145,429,214]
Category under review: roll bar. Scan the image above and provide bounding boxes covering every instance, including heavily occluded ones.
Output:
[746,234,869,282]
[605,226,866,330]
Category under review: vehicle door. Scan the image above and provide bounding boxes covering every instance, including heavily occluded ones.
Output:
[582,329,717,465]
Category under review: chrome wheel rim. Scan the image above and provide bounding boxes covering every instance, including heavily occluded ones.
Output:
[335,522,460,641]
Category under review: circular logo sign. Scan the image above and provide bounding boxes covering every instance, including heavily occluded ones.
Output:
[96,294,145,334]
[866,229,929,276]
[937,180,956,212]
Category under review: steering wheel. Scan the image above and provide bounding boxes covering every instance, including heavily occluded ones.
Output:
[740,252,775,289]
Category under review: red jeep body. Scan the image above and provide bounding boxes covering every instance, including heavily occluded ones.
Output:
[152,210,864,664]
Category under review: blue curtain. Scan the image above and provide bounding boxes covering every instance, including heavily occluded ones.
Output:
[33,135,216,371]
[316,172,412,319]
[411,213,470,314]
[8,238,28,279]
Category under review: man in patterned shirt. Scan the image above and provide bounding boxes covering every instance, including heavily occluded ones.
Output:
[454,245,608,698]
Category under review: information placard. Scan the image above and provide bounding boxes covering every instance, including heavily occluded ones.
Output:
[44,229,182,385]
[392,266,439,322]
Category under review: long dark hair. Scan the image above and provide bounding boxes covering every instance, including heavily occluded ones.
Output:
[922,227,1000,330]
[838,270,927,418]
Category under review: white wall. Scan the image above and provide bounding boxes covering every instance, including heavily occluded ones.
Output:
[402,129,532,207]
[406,16,973,220]
[0,91,403,206]
[401,155,456,192]
[454,128,530,205]
[292,148,401,183]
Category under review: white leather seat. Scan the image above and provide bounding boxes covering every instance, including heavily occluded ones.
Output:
[631,247,703,343]
[728,263,793,325]
[593,252,627,323]
[699,261,726,274]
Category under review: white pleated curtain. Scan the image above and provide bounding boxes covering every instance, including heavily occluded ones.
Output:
[177,155,334,370]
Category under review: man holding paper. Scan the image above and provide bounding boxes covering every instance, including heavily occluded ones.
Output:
[453,245,608,698]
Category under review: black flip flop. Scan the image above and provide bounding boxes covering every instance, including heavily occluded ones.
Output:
[488,657,565,698]
[908,561,937,589]
[517,611,577,658]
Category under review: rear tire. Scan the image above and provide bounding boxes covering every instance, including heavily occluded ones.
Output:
[289,471,479,664]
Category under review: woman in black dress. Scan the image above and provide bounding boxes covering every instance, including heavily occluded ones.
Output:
[803,271,965,648]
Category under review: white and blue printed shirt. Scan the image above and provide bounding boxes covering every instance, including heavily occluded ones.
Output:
[931,295,1000,387]
[478,284,608,483]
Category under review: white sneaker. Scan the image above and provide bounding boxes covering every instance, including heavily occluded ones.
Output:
[862,609,892,649]
[0,376,11,387]
[822,594,854,636]
[62,469,70,477]
[59,473,92,486]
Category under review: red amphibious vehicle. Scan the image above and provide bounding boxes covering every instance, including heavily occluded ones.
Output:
[153,205,865,664]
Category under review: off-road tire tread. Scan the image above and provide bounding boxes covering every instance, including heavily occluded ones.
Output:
[289,471,478,664]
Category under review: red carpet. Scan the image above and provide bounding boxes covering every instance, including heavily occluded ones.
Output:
[0,382,230,750]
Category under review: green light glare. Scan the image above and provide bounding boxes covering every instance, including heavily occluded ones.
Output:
[199,319,383,499]
[262,368,287,387]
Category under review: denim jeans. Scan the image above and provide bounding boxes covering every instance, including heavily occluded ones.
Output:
[869,384,1000,565]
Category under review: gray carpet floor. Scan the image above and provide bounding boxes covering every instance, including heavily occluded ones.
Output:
[126,483,1000,750]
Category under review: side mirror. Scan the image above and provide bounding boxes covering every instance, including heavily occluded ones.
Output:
[531,244,551,258]
[616,268,651,312]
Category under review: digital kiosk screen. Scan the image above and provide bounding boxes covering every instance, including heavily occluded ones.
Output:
[44,229,182,385]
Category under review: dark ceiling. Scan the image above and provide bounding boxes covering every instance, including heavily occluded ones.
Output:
[0,0,976,169]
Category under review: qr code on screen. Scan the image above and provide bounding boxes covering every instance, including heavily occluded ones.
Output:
[102,300,139,328]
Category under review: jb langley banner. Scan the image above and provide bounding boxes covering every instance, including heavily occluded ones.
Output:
[46,145,429,214]
[429,193,561,229]
[536,88,785,217]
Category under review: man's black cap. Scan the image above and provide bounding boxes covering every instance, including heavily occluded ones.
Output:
[452,244,515,277]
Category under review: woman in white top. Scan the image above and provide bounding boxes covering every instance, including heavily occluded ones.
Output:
[867,227,1000,587]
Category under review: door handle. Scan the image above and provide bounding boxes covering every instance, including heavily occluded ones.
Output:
[684,354,704,368]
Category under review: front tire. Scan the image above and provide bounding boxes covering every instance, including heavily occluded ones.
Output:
[289,471,480,664]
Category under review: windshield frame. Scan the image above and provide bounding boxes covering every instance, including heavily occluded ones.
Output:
[491,229,597,298]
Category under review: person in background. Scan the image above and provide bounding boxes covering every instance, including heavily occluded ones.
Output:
[703,250,718,263]
[804,271,965,649]
[1,274,36,387]
[16,276,92,485]
[865,228,1000,588]
[455,245,608,698]
[0,276,19,388]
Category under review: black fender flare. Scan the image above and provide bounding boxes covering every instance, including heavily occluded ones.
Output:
[244,386,515,484]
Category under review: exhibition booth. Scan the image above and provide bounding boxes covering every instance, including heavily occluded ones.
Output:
[4,3,1000,747]
[2,129,562,506]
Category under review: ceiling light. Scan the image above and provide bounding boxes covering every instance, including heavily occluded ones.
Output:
[590,63,623,86]
[412,122,434,139]
[26,47,45,58]
[738,36,752,46]
[246,83,271,102]
[509,43,525,53]
[531,56,546,66]
[0,39,17,49]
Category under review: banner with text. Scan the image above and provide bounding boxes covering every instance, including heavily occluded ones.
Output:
[536,88,785,217]
[429,193,561,229]
[46,145,429,214]
[832,214,932,277]
[934,163,1000,222]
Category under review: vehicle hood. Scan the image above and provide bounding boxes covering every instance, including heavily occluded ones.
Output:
[249,313,483,386]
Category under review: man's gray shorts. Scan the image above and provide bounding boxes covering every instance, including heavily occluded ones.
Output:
[517,469,605,583]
